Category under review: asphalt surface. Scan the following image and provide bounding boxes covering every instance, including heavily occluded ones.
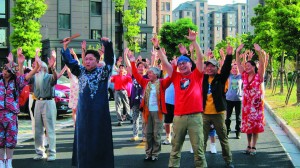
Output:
[13,102,294,168]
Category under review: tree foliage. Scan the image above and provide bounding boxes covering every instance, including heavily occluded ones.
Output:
[113,0,147,52]
[158,18,198,60]
[9,0,47,58]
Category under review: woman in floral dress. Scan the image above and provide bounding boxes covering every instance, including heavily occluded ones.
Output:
[235,43,268,155]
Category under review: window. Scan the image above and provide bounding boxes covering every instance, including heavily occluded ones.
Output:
[217,20,220,24]
[200,16,204,20]
[91,1,102,15]
[139,33,147,50]
[91,29,102,39]
[165,15,170,23]
[216,13,220,18]
[187,12,190,16]
[217,27,220,31]
[0,0,5,18]
[229,21,233,25]
[139,8,147,24]
[200,3,204,7]
[0,28,7,48]
[58,14,70,29]
[166,2,170,11]
[161,2,165,11]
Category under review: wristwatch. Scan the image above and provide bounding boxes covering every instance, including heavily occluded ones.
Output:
[155,46,160,50]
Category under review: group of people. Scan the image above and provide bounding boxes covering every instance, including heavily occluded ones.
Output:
[0,28,267,168]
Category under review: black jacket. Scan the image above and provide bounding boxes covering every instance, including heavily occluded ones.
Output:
[202,55,232,112]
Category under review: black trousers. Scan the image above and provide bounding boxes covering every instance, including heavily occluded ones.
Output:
[225,100,241,132]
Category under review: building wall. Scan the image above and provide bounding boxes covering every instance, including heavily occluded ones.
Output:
[247,0,260,34]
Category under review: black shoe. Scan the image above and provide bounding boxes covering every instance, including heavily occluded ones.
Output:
[152,156,158,161]
[236,132,241,139]
[225,162,234,168]
[144,156,152,161]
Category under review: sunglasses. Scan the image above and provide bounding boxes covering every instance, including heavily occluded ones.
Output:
[2,66,12,74]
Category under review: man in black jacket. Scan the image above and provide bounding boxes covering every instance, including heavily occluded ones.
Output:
[202,44,234,168]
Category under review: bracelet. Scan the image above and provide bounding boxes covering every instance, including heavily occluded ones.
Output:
[155,46,160,50]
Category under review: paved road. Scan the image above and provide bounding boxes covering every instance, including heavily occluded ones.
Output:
[13,101,294,168]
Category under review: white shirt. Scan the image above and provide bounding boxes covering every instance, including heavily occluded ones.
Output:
[148,84,158,112]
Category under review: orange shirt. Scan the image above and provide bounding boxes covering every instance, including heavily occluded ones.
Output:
[204,76,224,114]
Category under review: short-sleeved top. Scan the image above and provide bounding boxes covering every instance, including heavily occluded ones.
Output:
[30,74,56,98]
[171,68,204,116]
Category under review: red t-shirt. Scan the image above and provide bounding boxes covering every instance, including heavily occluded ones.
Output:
[171,68,204,116]
[111,74,132,91]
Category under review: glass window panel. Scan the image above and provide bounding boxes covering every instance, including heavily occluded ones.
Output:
[91,29,102,39]
[0,0,5,19]
[59,14,70,29]
[0,28,7,48]
[166,2,170,11]
[139,33,147,50]
[91,1,102,15]
[139,8,147,24]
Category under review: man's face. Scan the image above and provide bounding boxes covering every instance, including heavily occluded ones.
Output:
[205,63,218,76]
[177,61,192,75]
[119,66,126,75]
[147,70,157,82]
[85,54,98,71]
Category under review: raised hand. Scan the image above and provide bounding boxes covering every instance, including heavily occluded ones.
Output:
[81,40,86,51]
[170,56,177,66]
[226,43,233,55]
[236,44,244,54]
[17,52,25,66]
[161,48,167,55]
[48,50,56,68]
[7,52,13,63]
[101,37,110,42]
[128,52,136,62]
[248,50,254,61]
[151,35,159,47]
[17,48,22,56]
[63,37,71,50]
[178,43,188,55]
[185,28,198,41]
[254,43,261,52]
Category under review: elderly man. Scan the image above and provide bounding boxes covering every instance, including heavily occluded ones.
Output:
[61,37,114,168]
[31,49,58,162]
[153,29,207,168]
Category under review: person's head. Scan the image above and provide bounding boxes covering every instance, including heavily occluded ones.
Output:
[35,61,48,90]
[2,64,16,79]
[147,67,161,82]
[177,55,195,76]
[231,64,239,75]
[85,50,100,71]
[38,61,48,73]
[118,64,126,75]
[245,60,258,74]
[205,59,219,76]
[136,62,147,75]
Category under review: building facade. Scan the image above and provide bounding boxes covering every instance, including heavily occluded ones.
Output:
[0,0,10,65]
[247,0,265,34]
[173,0,247,51]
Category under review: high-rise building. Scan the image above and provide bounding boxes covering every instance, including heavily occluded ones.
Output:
[247,0,265,34]
[0,0,172,68]
[173,0,247,52]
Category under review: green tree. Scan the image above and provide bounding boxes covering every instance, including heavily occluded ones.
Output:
[158,18,197,60]
[114,0,147,52]
[9,0,47,59]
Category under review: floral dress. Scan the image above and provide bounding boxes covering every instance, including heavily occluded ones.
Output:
[68,74,79,110]
[241,72,265,134]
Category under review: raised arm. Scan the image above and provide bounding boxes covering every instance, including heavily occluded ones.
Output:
[57,65,68,79]
[151,36,173,77]
[48,50,57,81]
[101,37,114,69]
[62,37,81,76]
[25,57,40,81]
[235,44,245,74]
[128,54,147,87]
[186,29,204,73]
[17,48,25,75]
[254,44,267,82]
[123,48,132,75]
[219,44,233,83]
[81,40,86,66]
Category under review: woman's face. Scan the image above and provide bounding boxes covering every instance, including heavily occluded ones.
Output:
[245,62,255,74]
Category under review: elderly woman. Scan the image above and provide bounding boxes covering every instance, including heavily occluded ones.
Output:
[235,43,268,156]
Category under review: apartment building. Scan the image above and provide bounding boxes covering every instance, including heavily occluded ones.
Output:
[247,0,265,34]
[0,0,172,68]
[173,0,247,51]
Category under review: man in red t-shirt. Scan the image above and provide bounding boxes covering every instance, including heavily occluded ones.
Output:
[110,64,132,126]
[153,29,207,168]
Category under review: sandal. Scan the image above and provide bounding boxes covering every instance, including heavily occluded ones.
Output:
[243,146,251,154]
[250,147,256,156]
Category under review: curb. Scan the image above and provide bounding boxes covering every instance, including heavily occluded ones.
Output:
[265,102,300,150]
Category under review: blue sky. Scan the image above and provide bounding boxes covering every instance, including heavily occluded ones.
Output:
[173,0,247,10]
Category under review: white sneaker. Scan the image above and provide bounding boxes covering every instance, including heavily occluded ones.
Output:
[210,143,217,154]
[190,147,194,154]
[33,154,46,160]
[47,155,56,162]
[0,160,5,168]
[162,137,171,145]
[6,159,13,168]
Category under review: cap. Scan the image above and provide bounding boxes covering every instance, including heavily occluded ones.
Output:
[205,59,219,68]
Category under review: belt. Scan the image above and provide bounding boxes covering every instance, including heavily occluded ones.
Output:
[38,97,53,100]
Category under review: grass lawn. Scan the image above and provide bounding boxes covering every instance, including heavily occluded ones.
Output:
[264,86,300,136]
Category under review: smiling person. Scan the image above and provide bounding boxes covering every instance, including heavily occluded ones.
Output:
[153,29,207,168]
[235,44,267,156]
[61,37,114,168]
[0,50,39,168]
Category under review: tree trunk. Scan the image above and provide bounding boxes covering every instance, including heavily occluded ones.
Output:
[267,55,274,89]
[297,53,300,104]
[280,52,284,94]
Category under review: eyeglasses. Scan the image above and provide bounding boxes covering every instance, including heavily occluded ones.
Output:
[178,61,188,66]
[2,66,12,74]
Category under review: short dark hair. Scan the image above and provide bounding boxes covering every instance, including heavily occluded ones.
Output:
[136,61,147,69]
[85,50,100,60]
[119,64,125,68]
